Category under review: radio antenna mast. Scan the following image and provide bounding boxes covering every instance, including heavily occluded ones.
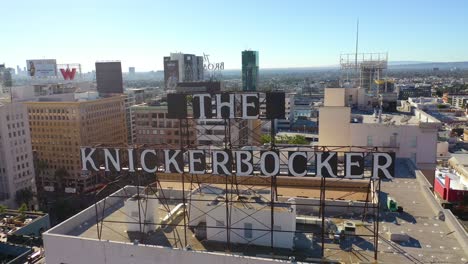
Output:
[355,18,359,71]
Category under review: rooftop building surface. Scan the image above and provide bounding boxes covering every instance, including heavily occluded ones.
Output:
[43,161,468,264]
[435,168,468,191]
[0,210,50,241]
[359,113,421,125]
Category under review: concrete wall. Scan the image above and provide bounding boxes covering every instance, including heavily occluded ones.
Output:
[324,88,346,107]
[43,234,287,264]
[278,197,376,215]
[349,123,437,166]
[437,141,449,158]
[207,205,295,249]
[13,213,50,237]
[318,107,351,146]
[45,186,141,236]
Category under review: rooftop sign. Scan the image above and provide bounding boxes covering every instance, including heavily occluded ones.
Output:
[166,92,286,119]
[80,148,395,179]
[80,92,395,179]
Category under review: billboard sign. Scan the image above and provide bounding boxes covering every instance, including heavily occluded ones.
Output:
[58,63,81,80]
[26,59,57,78]
[164,60,179,89]
[60,68,77,80]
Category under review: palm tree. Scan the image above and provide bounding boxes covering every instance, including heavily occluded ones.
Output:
[0,205,7,214]
[54,168,69,192]
[36,159,48,190]
[15,188,33,207]
[17,203,28,219]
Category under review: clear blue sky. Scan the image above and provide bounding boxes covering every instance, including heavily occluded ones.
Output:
[2,0,468,72]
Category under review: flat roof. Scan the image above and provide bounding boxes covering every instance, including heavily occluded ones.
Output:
[45,161,468,263]
[158,181,369,201]
[359,113,421,125]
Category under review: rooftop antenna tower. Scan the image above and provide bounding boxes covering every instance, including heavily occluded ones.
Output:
[355,18,359,72]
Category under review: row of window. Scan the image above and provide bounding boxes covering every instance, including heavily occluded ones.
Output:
[6,121,25,129]
[5,113,24,121]
[29,108,76,114]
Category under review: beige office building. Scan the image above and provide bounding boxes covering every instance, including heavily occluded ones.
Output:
[319,88,440,182]
[26,95,127,193]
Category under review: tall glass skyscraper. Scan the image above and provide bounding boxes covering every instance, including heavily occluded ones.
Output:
[242,50,259,91]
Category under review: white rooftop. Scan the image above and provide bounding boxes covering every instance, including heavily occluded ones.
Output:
[435,168,468,190]
[360,113,420,125]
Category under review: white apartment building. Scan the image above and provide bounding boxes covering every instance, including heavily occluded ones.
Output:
[0,102,36,207]
[319,88,440,182]
[452,96,468,109]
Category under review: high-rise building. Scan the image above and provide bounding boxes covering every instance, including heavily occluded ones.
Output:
[163,53,204,89]
[0,64,13,93]
[0,102,36,207]
[128,67,135,76]
[95,61,123,94]
[242,50,259,91]
[124,93,136,145]
[25,94,127,193]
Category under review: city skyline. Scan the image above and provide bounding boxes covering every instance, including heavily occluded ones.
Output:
[2,0,468,72]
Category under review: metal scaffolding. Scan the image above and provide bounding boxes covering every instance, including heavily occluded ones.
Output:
[87,110,392,262]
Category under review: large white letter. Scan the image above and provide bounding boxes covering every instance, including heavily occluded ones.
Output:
[288,152,307,177]
[316,152,337,177]
[344,153,364,179]
[372,153,394,179]
[164,150,183,173]
[189,150,205,174]
[127,149,135,172]
[104,148,120,172]
[216,94,235,119]
[260,151,280,177]
[193,94,211,119]
[235,150,253,176]
[81,148,98,171]
[241,94,259,119]
[212,151,231,175]
[141,149,157,173]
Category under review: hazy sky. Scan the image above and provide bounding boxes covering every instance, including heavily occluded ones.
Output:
[2,0,468,72]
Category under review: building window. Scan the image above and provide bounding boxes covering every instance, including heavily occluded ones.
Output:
[367,136,373,146]
[216,220,224,227]
[410,136,417,148]
[244,223,253,238]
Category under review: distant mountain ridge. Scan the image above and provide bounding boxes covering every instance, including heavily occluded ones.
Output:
[205,61,468,75]
[388,61,468,70]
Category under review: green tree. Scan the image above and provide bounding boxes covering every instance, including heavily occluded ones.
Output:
[18,203,28,216]
[262,134,309,145]
[260,134,272,144]
[0,205,7,214]
[289,135,308,145]
[35,159,48,188]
